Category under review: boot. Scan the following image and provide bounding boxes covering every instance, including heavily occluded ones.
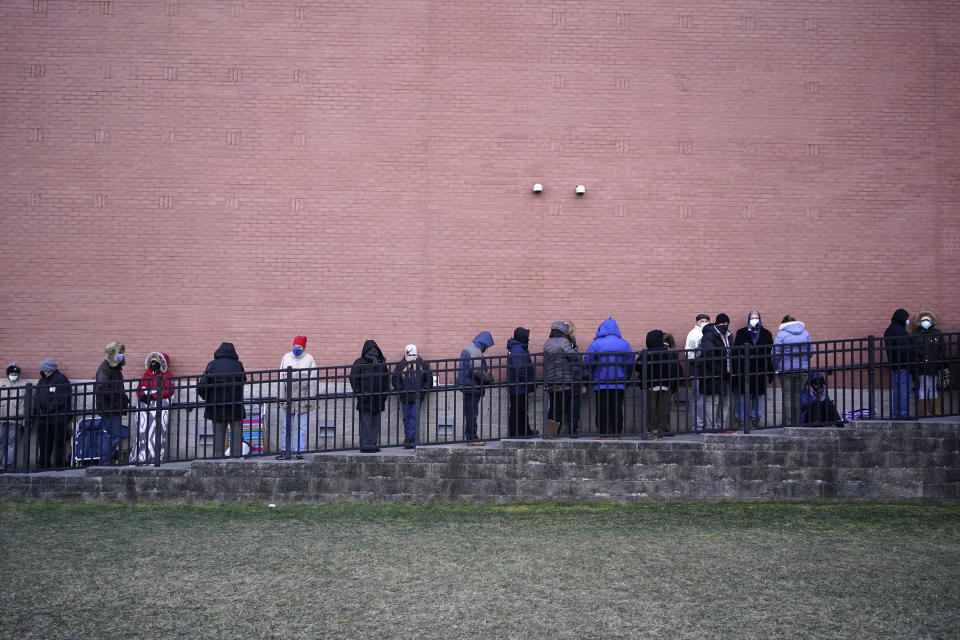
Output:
[917,399,929,417]
[546,420,561,436]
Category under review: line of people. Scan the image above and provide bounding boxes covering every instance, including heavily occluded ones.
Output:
[0,307,951,468]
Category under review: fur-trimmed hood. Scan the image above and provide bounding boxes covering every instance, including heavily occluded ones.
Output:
[144,352,170,373]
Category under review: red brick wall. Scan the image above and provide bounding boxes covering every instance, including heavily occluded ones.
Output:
[1,1,957,377]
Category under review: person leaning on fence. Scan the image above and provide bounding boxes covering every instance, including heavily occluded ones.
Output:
[94,342,130,466]
[276,335,317,460]
[129,352,173,464]
[542,321,582,437]
[456,332,495,445]
[586,317,633,436]
[637,330,682,439]
[697,314,733,430]
[883,309,912,419]
[912,310,945,416]
[685,314,710,429]
[773,315,812,425]
[196,342,246,458]
[506,327,537,438]
[33,358,71,469]
[732,310,774,429]
[0,363,27,469]
[392,344,432,449]
[800,371,840,426]
[350,339,390,453]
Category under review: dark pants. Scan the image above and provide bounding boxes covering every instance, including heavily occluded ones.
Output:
[212,420,243,457]
[647,390,672,434]
[98,414,123,465]
[547,387,577,434]
[358,411,382,450]
[401,401,419,443]
[595,389,625,434]
[37,417,69,469]
[462,392,481,440]
[508,393,529,438]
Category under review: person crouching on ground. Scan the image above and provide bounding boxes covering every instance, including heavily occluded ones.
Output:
[350,339,390,453]
[130,352,173,464]
[393,344,432,449]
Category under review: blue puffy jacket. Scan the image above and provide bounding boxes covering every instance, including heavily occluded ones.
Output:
[506,338,536,395]
[586,318,633,390]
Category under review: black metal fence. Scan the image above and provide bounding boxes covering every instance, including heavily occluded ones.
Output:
[1,331,957,472]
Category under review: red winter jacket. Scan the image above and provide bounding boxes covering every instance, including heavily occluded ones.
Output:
[137,352,174,401]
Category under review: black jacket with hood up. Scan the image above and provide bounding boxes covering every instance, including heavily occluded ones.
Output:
[350,340,390,413]
[197,342,246,422]
[884,309,913,366]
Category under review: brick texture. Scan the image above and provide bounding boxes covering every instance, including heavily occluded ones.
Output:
[1,1,958,377]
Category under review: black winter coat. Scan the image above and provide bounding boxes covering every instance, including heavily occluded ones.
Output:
[697,324,732,395]
[913,328,945,376]
[392,357,433,404]
[884,309,913,366]
[732,326,774,396]
[33,369,71,418]
[95,360,130,415]
[636,330,683,393]
[350,340,390,413]
[197,342,246,422]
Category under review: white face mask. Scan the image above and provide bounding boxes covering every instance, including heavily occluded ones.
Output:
[7,374,18,382]
[749,318,760,328]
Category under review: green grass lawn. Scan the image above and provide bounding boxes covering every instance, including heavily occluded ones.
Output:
[0,503,958,639]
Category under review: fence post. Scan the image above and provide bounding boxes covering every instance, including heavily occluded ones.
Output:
[22,383,33,473]
[639,350,648,439]
[742,343,751,434]
[284,366,294,456]
[867,335,876,420]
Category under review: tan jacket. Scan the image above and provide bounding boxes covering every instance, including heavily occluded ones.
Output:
[0,377,27,420]
[279,352,318,413]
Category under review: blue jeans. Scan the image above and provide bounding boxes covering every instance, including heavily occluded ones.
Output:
[98,414,123,465]
[891,368,910,418]
[280,410,309,452]
[401,401,420,442]
[736,395,764,422]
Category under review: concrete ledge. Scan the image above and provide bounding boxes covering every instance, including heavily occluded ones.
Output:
[1,421,957,505]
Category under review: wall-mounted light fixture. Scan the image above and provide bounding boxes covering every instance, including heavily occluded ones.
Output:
[575,185,586,195]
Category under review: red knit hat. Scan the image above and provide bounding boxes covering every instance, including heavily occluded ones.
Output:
[293,335,307,347]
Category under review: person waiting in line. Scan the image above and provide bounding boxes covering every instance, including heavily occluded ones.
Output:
[506,327,537,438]
[883,309,912,419]
[0,363,27,469]
[543,321,582,437]
[197,342,247,458]
[350,339,390,453]
[130,352,173,464]
[586,317,633,436]
[392,344,432,449]
[637,330,682,439]
[94,342,130,466]
[33,358,71,469]
[774,315,813,425]
[276,335,317,460]
[912,310,945,416]
[800,371,840,425]
[697,314,733,430]
[732,310,774,428]
[456,332,495,445]
[685,314,710,430]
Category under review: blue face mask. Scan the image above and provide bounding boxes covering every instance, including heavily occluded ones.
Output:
[292,347,304,357]
[117,354,124,364]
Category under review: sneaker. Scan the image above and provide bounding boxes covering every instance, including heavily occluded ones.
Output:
[360,447,381,453]
[275,454,289,460]
[295,454,304,460]
[403,443,415,450]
